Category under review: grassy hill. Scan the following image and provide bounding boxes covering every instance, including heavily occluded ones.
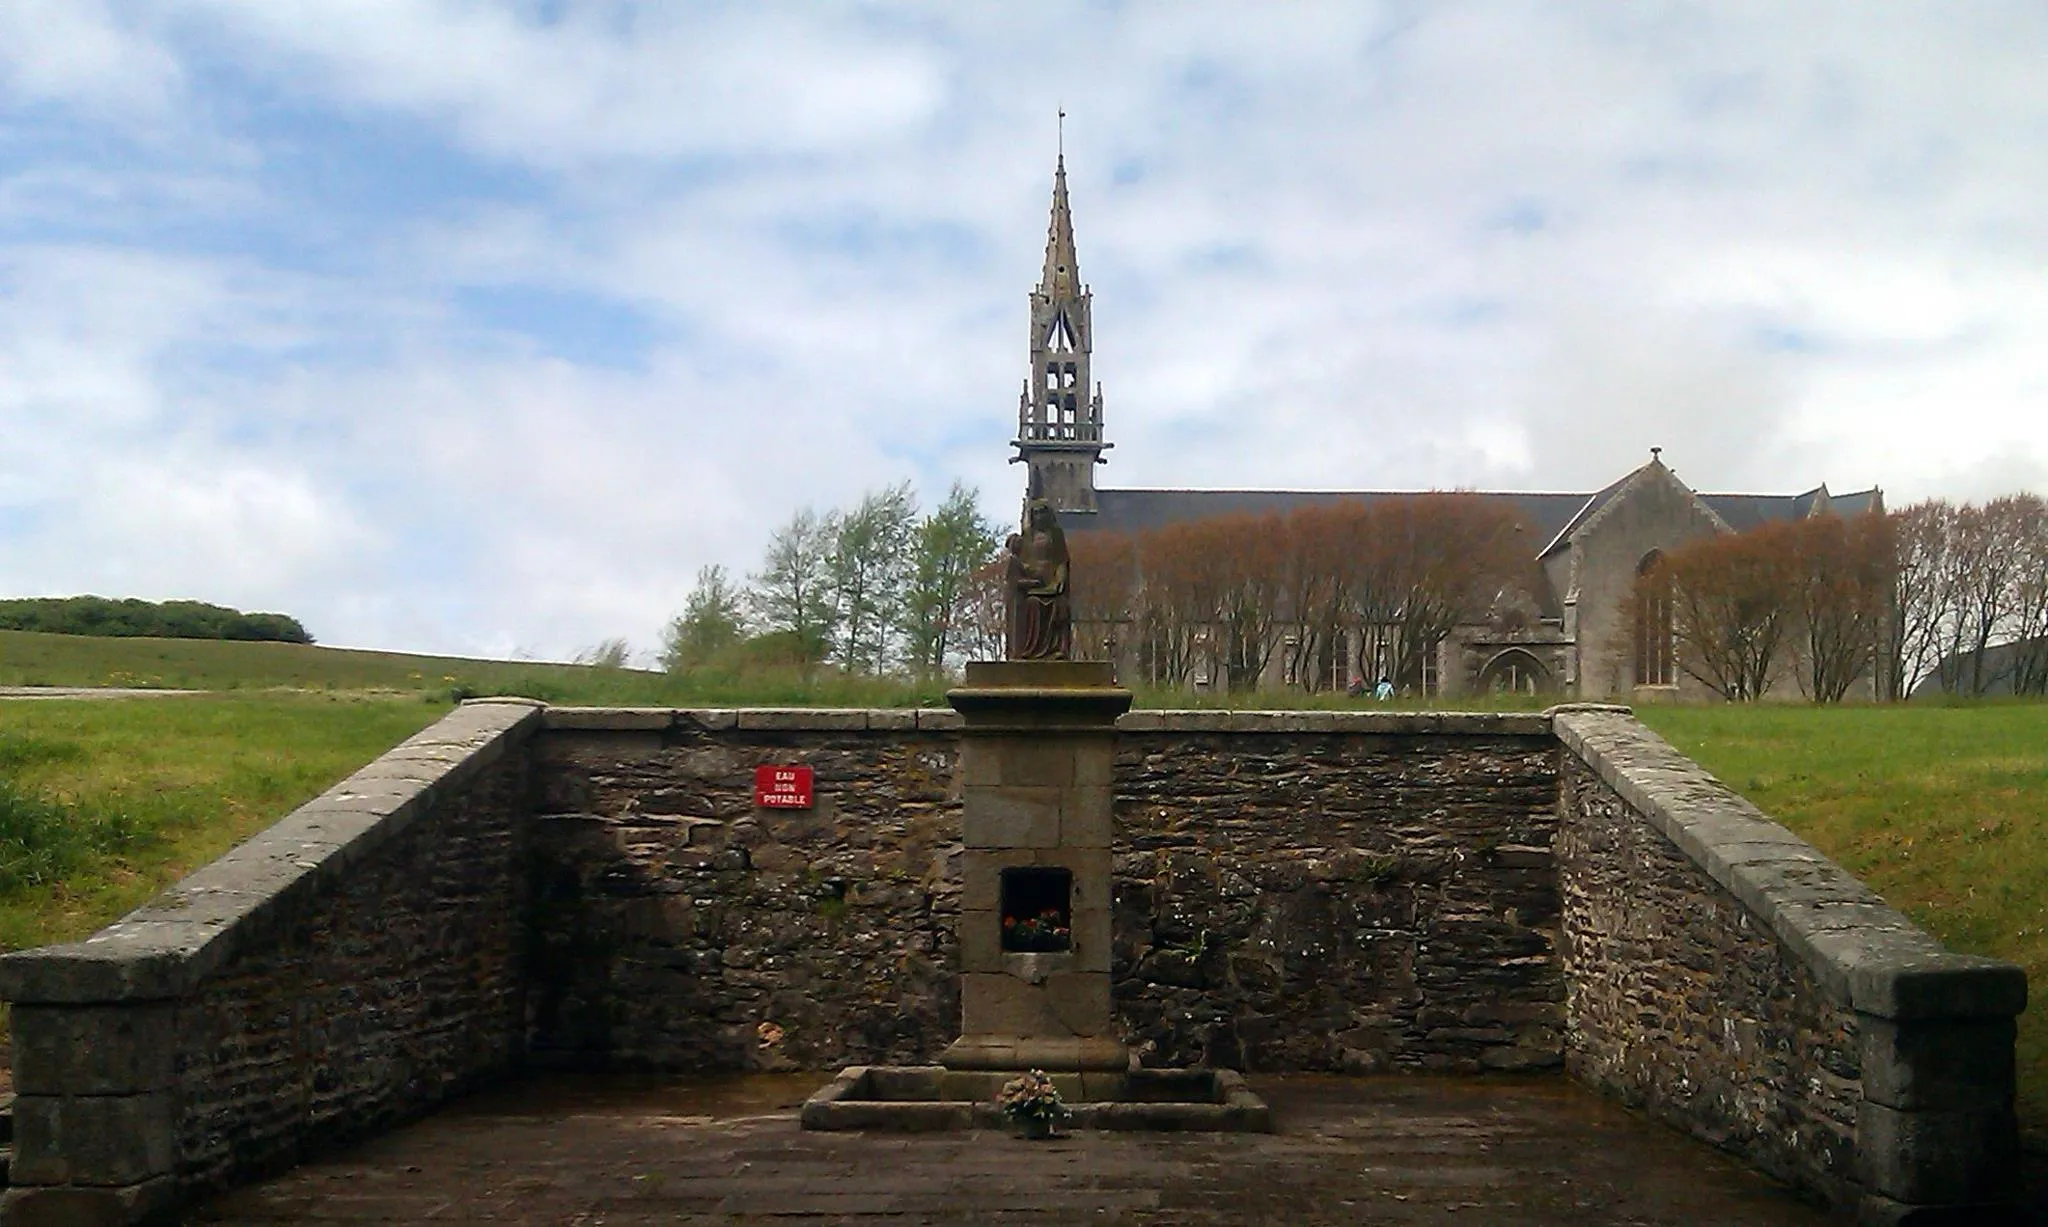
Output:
[1639,702,2048,1140]
[0,628,948,706]
[0,693,448,953]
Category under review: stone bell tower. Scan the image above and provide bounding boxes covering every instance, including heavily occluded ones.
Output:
[1012,152,1109,515]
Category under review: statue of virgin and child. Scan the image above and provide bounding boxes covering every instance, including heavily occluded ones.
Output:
[1004,498,1073,661]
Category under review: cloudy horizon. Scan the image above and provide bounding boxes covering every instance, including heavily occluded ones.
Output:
[5,2,2045,661]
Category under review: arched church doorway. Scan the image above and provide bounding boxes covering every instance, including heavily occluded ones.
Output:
[1480,648,1551,695]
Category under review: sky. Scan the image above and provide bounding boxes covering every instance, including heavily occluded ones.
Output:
[4,2,2046,661]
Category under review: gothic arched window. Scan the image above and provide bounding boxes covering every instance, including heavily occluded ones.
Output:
[1634,550,1675,687]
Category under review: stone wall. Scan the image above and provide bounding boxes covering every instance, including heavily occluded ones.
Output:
[1111,713,1562,1074]
[0,700,540,1227]
[0,700,2026,1225]
[1555,708,2026,1223]
[525,708,1565,1078]
[526,708,963,1073]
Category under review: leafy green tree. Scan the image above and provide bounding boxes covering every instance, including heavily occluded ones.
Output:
[904,482,1001,675]
[749,508,840,674]
[661,565,748,672]
[829,482,917,674]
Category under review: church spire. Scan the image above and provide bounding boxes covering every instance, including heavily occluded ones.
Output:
[1040,154,1080,299]
[1012,139,1108,515]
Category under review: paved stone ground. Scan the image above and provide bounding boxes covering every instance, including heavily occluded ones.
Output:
[183,1073,1853,1226]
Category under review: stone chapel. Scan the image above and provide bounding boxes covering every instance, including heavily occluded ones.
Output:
[1008,157,1883,701]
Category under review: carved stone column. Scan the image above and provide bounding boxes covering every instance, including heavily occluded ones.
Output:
[940,660,1131,1073]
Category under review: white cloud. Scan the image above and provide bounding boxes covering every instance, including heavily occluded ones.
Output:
[176,1,944,165]
[0,0,184,116]
[2,3,2046,657]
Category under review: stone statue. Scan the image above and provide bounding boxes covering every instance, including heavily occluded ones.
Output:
[1005,498,1073,660]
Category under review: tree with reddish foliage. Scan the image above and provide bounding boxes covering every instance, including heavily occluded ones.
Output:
[1065,529,1139,662]
[1788,512,1892,702]
[955,555,1010,664]
[1207,513,1291,690]
[1343,494,1530,692]
[1134,520,1225,687]
[1654,522,1800,701]
[1274,502,1362,691]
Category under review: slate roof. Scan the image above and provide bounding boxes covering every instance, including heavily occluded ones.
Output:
[1086,489,1591,545]
[1078,483,1884,560]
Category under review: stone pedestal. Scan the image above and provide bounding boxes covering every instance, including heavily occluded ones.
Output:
[940,661,1132,1074]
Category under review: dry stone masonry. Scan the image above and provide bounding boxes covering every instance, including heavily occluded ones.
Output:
[0,700,2024,1225]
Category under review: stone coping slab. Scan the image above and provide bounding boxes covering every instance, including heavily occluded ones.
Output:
[537,705,1554,736]
[0,700,544,1005]
[1554,708,2026,1023]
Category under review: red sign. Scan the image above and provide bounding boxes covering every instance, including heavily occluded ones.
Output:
[754,764,815,809]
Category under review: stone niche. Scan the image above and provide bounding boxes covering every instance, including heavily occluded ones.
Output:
[1000,867,1071,952]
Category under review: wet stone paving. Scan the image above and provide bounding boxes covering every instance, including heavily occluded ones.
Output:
[184,1073,1844,1226]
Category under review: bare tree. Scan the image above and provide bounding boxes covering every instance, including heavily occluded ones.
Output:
[2009,495,2048,696]
[1882,501,1955,699]
[1941,498,2033,696]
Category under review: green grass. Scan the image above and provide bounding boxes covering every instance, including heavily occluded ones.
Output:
[0,694,445,952]
[0,627,1570,710]
[0,627,655,698]
[0,628,964,706]
[1637,702,2048,1139]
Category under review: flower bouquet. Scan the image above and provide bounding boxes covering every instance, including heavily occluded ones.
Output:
[1001,907,1072,952]
[997,1069,1072,1139]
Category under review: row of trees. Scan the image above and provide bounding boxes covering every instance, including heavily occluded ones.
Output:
[665,482,2046,701]
[662,483,1003,677]
[1633,514,1893,703]
[1066,495,1535,692]
[1888,495,2048,697]
[1637,494,2048,701]
[0,597,312,644]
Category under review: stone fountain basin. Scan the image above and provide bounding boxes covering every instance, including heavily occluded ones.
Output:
[799,1065,1272,1132]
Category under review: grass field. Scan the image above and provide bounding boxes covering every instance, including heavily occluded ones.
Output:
[0,694,445,952]
[0,628,968,707]
[0,627,1558,710]
[1638,702,2048,1139]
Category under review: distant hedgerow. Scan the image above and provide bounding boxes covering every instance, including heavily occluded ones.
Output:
[0,596,313,644]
